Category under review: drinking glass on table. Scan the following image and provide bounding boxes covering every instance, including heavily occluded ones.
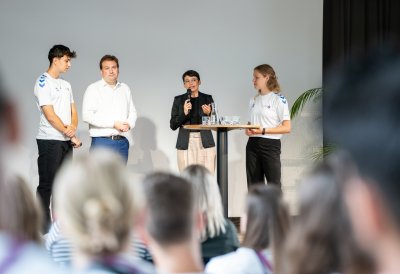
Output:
[232,116,240,125]
[202,116,210,125]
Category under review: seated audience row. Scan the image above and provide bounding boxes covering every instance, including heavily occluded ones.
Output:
[1,147,376,274]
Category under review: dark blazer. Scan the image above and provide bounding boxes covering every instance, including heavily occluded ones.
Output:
[170,91,215,150]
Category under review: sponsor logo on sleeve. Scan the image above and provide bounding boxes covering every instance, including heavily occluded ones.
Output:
[38,75,46,88]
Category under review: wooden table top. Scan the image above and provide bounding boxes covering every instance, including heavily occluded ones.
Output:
[183,124,260,131]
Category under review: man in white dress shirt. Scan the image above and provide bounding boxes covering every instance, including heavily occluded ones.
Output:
[82,55,137,163]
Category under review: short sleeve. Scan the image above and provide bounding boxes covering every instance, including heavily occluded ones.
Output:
[35,75,53,106]
[277,95,290,121]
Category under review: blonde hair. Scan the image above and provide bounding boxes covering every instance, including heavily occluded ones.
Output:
[53,149,142,256]
[0,175,42,242]
[254,64,281,92]
[182,165,226,239]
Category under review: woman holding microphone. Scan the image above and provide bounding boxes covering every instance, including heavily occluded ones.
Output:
[170,70,216,173]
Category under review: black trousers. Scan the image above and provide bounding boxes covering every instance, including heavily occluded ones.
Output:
[246,137,281,189]
[36,139,72,231]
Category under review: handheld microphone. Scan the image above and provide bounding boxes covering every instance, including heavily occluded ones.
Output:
[187,88,192,114]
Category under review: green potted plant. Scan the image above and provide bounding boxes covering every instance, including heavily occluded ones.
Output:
[290,87,322,119]
[290,87,334,160]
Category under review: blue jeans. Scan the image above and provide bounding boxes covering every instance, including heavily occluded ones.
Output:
[91,137,129,164]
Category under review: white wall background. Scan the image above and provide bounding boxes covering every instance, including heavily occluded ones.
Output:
[0,0,322,216]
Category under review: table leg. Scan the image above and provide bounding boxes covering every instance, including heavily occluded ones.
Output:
[217,129,228,217]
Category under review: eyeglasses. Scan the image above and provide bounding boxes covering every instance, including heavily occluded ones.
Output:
[184,79,198,84]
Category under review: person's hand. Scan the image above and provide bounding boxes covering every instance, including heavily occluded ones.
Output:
[201,104,211,116]
[71,136,82,148]
[120,122,130,132]
[245,128,261,136]
[114,121,130,132]
[184,99,192,116]
[64,125,76,138]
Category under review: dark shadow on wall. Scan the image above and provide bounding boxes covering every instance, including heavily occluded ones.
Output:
[128,116,170,174]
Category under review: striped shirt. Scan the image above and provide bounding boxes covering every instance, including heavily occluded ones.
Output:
[45,221,154,266]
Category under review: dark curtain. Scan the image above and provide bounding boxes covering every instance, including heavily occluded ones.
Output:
[323,0,400,76]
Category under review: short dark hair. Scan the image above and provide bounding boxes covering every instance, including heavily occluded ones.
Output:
[99,55,119,70]
[143,172,194,246]
[324,47,400,227]
[48,45,76,65]
[182,70,200,82]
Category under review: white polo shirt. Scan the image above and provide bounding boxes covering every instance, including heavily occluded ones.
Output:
[34,72,73,141]
[82,78,137,144]
[248,92,290,140]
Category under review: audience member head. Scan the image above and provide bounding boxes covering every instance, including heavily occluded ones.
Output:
[1,82,35,241]
[0,82,5,144]
[242,184,290,270]
[324,47,400,271]
[53,149,140,258]
[0,81,4,182]
[282,153,374,274]
[182,164,225,240]
[143,172,196,246]
[0,81,19,145]
[0,82,5,122]
[0,175,43,243]
[142,172,204,273]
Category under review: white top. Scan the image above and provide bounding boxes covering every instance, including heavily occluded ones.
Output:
[248,92,290,139]
[158,272,206,274]
[34,72,74,141]
[83,254,156,274]
[205,247,273,274]
[0,233,69,274]
[82,79,137,144]
[45,221,73,267]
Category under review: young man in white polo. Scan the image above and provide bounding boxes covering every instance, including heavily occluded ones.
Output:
[34,44,81,231]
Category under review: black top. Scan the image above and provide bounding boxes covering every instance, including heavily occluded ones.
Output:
[170,91,215,150]
[189,97,201,131]
[201,219,240,264]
